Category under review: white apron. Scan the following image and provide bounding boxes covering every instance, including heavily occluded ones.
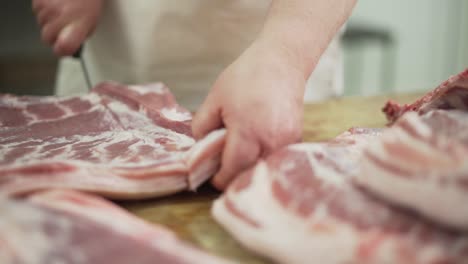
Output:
[55,0,343,110]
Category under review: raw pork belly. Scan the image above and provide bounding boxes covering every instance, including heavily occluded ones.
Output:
[359,69,468,231]
[383,69,468,123]
[212,128,468,264]
[0,82,225,199]
[0,189,231,264]
[356,110,468,231]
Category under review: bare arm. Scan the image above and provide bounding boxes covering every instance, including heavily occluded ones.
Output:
[193,0,357,189]
[261,0,357,81]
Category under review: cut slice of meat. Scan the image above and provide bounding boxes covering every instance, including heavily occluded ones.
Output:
[356,110,468,231]
[185,129,226,189]
[0,82,226,199]
[383,69,468,124]
[212,128,468,264]
[0,189,232,264]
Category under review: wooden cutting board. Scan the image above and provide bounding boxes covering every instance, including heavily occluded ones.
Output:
[120,93,422,263]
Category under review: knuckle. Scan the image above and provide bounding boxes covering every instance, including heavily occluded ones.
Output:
[262,123,302,153]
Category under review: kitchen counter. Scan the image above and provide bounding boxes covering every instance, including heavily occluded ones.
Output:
[120,92,422,263]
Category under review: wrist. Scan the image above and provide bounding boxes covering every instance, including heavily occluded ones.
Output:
[238,37,308,102]
[253,31,315,81]
[254,0,356,80]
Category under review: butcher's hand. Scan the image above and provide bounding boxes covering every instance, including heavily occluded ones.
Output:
[192,0,356,190]
[192,39,305,190]
[32,0,103,56]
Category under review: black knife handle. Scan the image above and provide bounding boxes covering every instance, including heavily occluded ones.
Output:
[72,45,83,59]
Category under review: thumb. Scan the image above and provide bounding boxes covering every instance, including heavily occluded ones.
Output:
[192,95,223,140]
[54,22,88,56]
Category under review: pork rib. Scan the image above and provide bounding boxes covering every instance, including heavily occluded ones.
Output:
[356,110,468,231]
[0,189,232,264]
[383,69,468,123]
[212,128,468,264]
[0,82,225,199]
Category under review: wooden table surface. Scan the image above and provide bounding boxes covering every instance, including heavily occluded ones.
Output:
[120,93,422,263]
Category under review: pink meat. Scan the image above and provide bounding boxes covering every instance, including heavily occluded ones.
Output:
[0,82,225,199]
[356,110,468,231]
[212,128,468,264]
[383,69,468,124]
[0,189,232,264]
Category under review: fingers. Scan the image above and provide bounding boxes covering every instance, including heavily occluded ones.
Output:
[37,6,59,27]
[54,22,88,56]
[41,15,67,46]
[192,95,223,140]
[33,0,95,57]
[211,129,261,190]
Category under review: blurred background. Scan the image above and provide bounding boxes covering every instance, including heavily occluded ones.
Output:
[0,1,56,95]
[0,0,467,97]
[343,0,468,97]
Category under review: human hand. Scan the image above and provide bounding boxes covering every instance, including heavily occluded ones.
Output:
[192,39,305,190]
[32,0,103,56]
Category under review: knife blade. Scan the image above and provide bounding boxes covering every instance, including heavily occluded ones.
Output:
[72,45,92,90]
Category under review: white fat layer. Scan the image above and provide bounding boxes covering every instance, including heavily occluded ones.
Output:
[185,129,226,165]
[399,112,433,138]
[2,163,189,198]
[128,83,165,95]
[160,107,191,122]
[105,99,195,147]
[188,156,219,190]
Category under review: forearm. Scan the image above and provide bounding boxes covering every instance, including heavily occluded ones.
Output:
[257,0,356,79]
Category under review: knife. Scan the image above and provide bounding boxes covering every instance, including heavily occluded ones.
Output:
[72,45,92,90]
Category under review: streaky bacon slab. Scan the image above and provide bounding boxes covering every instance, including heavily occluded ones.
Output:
[0,82,225,199]
[0,189,233,264]
[357,110,468,231]
[212,128,468,264]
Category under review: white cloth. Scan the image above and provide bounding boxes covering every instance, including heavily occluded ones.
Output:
[55,0,343,110]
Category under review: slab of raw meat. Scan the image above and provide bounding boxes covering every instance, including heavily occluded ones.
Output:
[186,129,226,189]
[356,110,468,231]
[0,82,225,199]
[0,189,233,264]
[383,69,468,123]
[212,128,468,264]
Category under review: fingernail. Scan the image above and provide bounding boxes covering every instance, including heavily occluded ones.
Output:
[58,23,74,43]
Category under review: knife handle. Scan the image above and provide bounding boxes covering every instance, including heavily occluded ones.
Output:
[72,45,83,59]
